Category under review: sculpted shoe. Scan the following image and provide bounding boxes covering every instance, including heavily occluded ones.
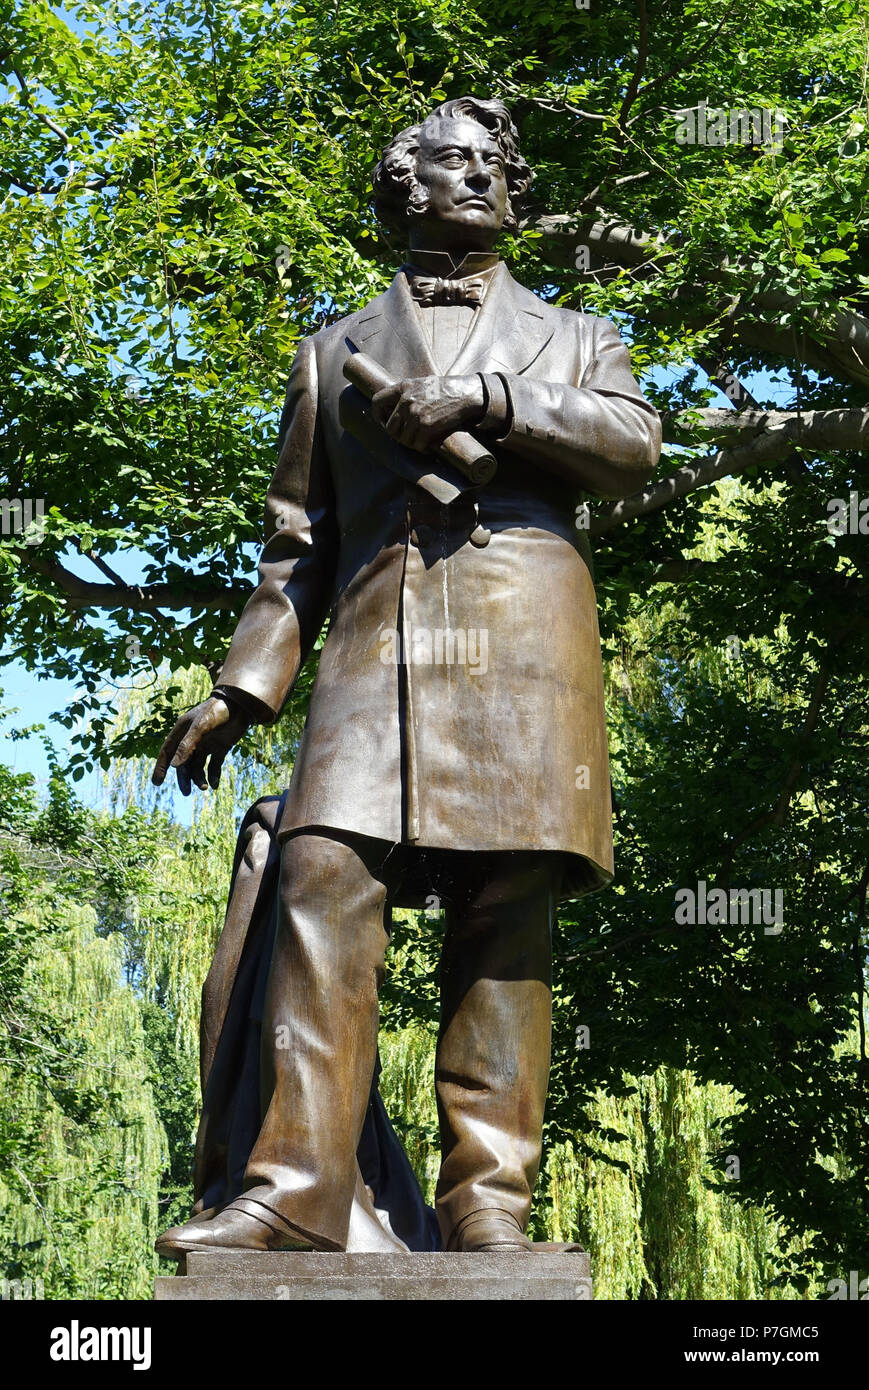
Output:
[448,1209,533,1253]
[155,1199,322,1259]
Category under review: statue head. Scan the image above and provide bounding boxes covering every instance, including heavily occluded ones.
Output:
[372,97,532,254]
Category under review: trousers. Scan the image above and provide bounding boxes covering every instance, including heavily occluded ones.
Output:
[237,830,564,1249]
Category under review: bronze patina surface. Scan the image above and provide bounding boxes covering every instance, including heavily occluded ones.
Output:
[152,96,661,1260]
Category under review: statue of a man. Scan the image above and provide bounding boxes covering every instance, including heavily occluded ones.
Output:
[152,96,660,1256]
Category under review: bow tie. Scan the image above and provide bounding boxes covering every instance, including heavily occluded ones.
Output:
[410,275,486,307]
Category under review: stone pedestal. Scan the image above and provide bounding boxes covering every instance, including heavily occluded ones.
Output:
[154,1248,592,1301]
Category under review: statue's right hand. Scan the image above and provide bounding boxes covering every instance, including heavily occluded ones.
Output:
[151,695,250,794]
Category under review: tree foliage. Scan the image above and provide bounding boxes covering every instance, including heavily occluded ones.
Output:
[1,0,867,1291]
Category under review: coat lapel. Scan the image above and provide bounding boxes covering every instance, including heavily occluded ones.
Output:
[345,263,554,381]
[447,263,554,376]
[345,272,437,377]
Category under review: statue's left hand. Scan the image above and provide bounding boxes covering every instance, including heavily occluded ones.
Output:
[371,374,485,453]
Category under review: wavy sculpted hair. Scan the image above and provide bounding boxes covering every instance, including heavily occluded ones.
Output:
[371,96,532,233]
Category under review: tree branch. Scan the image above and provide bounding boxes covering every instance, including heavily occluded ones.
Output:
[692,353,760,412]
[22,552,248,614]
[617,0,650,127]
[11,67,69,145]
[629,9,741,109]
[644,559,869,624]
[536,213,869,389]
[86,550,129,589]
[1,171,59,195]
[591,428,807,534]
[666,406,869,450]
[1,170,109,195]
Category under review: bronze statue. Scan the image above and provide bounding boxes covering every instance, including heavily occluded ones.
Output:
[152,96,661,1258]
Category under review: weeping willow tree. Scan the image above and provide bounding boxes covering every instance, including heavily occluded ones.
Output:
[0,741,165,1299]
[0,669,284,1296]
[99,662,300,1047]
[97,666,298,1241]
[0,910,166,1299]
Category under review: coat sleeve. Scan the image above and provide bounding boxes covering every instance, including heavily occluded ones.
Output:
[492,315,661,499]
[212,336,339,723]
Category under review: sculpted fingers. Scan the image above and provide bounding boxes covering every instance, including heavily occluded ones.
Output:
[376,378,464,451]
[400,419,430,451]
[151,714,191,786]
[407,406,444,451]
[371,382,403,428]
[403,410,444,452]
[152,698,237,794]
[207,749,226,790]
[151,747,171,788]
[385,394,433,450]
[171,722,204,770]
[383,394,410,442]
[186,747,209,792]
[170,699,225,768]
[373,379,441,447]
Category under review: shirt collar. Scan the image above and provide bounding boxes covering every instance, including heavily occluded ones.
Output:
[403,248,500,280]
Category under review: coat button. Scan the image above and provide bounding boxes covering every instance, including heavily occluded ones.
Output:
[470,523,491,548]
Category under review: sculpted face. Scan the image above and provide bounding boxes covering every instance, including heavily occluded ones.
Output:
[409,116,509,253]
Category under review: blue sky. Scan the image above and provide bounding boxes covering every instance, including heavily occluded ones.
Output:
[0,539,259,819]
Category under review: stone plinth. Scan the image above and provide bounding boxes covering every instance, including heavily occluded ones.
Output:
[154,1248,592,1301]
